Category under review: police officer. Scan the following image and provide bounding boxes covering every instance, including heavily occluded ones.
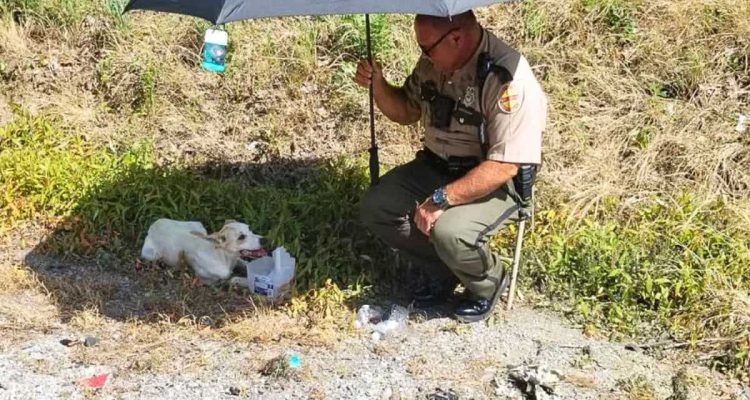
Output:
[356,11,547,322]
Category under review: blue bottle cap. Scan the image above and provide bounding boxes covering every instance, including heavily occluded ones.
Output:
[289,354,301,368]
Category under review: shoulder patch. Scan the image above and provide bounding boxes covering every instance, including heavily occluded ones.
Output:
[497,82,524,114]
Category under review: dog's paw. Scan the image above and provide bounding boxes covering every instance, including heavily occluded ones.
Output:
[228,277,249,288]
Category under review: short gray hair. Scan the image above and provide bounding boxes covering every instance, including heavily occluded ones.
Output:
[414,10,477,32]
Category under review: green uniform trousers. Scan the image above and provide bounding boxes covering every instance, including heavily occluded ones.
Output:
[360,156,520,299]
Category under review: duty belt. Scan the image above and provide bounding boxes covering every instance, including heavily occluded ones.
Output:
[417,148,480,178]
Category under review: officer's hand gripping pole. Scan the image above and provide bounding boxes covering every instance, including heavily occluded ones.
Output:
[507,165,535,310]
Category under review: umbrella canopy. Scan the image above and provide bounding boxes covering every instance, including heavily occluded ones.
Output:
[123,0,511,184]
[124,0,505,24]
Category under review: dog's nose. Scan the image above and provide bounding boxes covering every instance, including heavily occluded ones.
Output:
[259,237,270,248]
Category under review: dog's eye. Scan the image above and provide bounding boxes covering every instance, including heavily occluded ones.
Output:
[238,234,246,241]
[220,235,226,242]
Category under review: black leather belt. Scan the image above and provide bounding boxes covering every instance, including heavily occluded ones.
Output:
[416,147,480,178]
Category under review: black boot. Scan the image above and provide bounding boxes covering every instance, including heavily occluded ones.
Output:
[454,273,510,323]
[453,297,494,322]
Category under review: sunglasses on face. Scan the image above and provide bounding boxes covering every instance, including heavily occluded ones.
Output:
[419,27,460,57]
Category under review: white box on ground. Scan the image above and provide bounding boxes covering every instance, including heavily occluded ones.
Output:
[245,247,295,299]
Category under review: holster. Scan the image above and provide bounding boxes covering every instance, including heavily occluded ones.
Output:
[417,148,480,179]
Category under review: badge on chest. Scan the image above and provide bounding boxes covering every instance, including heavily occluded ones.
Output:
[462,86,477,107]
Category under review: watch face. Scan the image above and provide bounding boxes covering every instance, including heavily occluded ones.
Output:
[432,188,445,205]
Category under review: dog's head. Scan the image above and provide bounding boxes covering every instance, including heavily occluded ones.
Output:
[201,220,265,257]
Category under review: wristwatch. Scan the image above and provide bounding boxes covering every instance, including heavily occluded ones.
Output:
[431,187,451,210]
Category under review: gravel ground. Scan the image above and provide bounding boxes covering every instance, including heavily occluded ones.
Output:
[2,302,749,399]
[1,249,749,400]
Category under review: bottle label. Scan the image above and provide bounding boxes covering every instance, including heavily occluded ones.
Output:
[202,43,227,72]
[253,276,274,296]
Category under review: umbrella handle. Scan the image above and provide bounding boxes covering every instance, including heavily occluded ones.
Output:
[366,14,379,185]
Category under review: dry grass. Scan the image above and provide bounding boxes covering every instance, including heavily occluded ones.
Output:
[69,319,199,373]
[219,280,355,347]
[485,0,749,209]
[672,290,750,379]
[0,262,327,374]
[0,263,41,293]
[615,374,658,400]
[563,371,598,388]
[1,0,749,381]
[219,311,341,346]
[2,0,747,209]
[0,264,57,333]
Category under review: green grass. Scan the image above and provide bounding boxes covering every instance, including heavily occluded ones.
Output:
[4,110,748,374]
[0,112,386,290]
[580,0,639,42]
[2,0,95,28]
[515,195,750,374]
[521,0,549,41]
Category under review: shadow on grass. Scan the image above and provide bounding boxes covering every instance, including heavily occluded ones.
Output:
[20,155,405,325]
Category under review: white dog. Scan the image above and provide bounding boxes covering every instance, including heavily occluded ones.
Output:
[140,219,264,284]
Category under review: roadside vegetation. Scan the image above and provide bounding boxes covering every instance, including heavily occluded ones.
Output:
[1,0,748,379]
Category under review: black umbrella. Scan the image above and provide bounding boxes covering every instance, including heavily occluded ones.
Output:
[124,0,510,184]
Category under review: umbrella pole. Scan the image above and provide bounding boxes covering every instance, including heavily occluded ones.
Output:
[366,14,379,186]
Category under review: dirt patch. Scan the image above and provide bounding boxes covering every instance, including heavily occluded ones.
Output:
[0,96,12,126]
[1,250,748,399]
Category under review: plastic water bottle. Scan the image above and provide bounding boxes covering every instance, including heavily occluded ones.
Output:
[202,28,228,72]
[371,305,409,341]
[354,305,384,329]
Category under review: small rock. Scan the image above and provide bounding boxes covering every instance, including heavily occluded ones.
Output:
[47,58,60,74]
[665,102,676,116]
[667,368,690,400]
[737,114,747,133]
[229,386,241,396]
[83,16,97,27]
[508,364,559,399]
[245,141,262,153]
[624,343,640,352]
[60,339,76,347]
[83,336,98,347]
[198,316,214,327]
[427,388,459,400]
[14,249,31,262]
[260,354,297,378]
[315,107,329,118]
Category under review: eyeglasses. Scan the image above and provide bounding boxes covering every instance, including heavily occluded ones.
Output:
[419,28,460,57]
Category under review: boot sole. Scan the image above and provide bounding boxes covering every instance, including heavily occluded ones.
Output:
[454,273,511,323]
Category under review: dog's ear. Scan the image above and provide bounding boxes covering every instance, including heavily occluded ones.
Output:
[207,232,228,248]
[191,231,220,244]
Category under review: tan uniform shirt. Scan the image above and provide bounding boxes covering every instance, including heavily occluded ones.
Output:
[403,29,546,165]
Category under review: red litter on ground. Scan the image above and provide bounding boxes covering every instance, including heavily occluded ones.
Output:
[78,373,109,389]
